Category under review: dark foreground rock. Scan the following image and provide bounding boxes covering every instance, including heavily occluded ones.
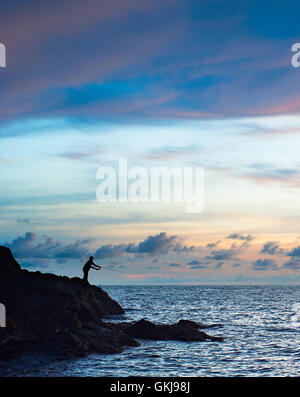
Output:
[0,246,223,362]
[0,246,136,360]
[117,319,224,342]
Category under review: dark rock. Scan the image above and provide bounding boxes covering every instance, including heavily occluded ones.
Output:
[0,246,21,279]
[0,327,23,360]
[0,246,223,363]
[119,319,224,342]
[177,319,200,329]
[0,246,137,359]
[177,319,223,329]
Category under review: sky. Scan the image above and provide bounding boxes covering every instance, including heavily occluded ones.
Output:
[1,0,300,284]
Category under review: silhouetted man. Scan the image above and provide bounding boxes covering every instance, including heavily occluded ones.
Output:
[83,256,101,282]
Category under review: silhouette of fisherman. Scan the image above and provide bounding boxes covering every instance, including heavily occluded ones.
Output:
[83,256,101,282]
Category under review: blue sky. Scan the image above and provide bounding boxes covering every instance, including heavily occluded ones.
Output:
[1,1,300,284]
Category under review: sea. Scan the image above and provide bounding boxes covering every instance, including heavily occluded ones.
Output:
[2,285,300,377]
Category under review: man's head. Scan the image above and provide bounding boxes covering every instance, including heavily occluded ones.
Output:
[89,256,94,261]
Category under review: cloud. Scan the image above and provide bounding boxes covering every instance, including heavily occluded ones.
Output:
[186,260,208,269]
[17,218,41,225]
[206,242,247,261]
[168,263,182,268]
[286,245,300,257]
[283,246,300,269]
[226,233,254,241]
[57,149,100,160]
[4,232,91,260]
[241,164,300,188]
[135,232,181,254]
[261,241,284,255]
[94,232,183,259]
[186,260,202,266]
[206,248,236,261]
[206,241,220,248]
[252,258,278,271]
[282,258,300,270]
[188,265,208,270]
[4,231,189,265]
[93,244,130,259]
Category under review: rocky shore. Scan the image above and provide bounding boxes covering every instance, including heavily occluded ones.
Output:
[0,246,223,362]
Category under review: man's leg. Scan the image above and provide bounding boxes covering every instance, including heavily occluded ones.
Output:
[83,270,88,282]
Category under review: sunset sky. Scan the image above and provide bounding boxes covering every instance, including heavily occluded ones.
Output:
[1,1,300,284]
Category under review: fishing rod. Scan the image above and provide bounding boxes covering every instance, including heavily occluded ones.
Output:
[98,265,124,273]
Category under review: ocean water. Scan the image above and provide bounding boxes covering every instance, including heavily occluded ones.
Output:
[3,285,300,377]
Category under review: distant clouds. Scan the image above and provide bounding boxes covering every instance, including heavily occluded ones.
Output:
[134,232,182,254]
[169,263,182,268]
[189,265,208,270]
[206,248,237,261]
[206,241,249,261]
[4,232,184,263]
[4,232,91,261]
[186,260,207,270]
[57,151,98,160]
[17,218,41,225]
[261,241,284,255]
[253,258,278,271]
[93,243,129,259]
[206,241,220,248]
[282,258,300,270]
[226,233,255,242]
[287,245,300,257]
[94,232,182,259]
[259,243,300,270]
[241,164,300,188]
[3,231,300,276]
[186,259,204,267]
[283,246,300,269]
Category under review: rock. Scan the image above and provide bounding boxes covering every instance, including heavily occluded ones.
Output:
[0,246,21,279]
[0,327,23,360]
[177,319,199,328]
[177,319,223,329]
[119,319,224,342]
[0,246,137,359]
[0,246,223,363]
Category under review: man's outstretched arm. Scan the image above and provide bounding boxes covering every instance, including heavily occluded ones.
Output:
[91,264,101,270]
